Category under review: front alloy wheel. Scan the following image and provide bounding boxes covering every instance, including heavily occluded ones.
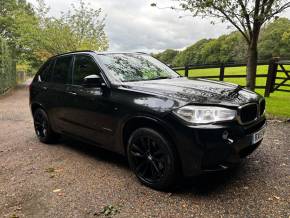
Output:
[127,128,178,190]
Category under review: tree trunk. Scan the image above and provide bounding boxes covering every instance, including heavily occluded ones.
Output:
[246,45,258,90]
[246,26,260,91]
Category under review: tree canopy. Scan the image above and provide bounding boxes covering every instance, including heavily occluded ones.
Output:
[153,18,290,67]
[0,0,109,71]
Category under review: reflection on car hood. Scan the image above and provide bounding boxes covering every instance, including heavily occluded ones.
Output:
[122,77,260,107]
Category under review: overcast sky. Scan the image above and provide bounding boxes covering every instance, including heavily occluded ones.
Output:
[27,0,290,53]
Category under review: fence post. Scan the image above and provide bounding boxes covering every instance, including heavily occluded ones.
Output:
[270,58,278,93]
[184,65,189,77]
[219,64,225,81]
[264,58,278,97]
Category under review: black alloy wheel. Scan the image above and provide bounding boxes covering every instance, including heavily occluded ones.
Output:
[33,108,59,143]
[127,128,178,190]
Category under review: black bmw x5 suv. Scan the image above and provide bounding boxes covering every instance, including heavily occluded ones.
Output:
[30,51,266,190]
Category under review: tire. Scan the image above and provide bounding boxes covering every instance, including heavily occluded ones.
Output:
[127,128,179,190]
[33,108,59,144]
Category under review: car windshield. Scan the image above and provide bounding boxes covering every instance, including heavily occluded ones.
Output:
[97,53,180,82]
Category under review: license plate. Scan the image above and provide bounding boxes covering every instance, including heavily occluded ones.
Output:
[252,125,266,144]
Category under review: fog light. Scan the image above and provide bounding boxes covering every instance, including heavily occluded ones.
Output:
[222,130,234,144]
[222,130,229,140]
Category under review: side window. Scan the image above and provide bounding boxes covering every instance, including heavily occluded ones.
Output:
[73,55,101,85]
[52,55,73,84]
[38,60,53,82]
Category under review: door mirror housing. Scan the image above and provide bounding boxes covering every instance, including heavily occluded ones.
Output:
[83,74,104,87]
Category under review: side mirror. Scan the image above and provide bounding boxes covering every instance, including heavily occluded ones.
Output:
[83,74,104,87]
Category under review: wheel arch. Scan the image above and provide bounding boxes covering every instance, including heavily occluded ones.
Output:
[122,116,178,155]
[31,102,46,115]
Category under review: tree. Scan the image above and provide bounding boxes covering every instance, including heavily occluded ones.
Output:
[34,0,109,58]
[259,18,290,59]
[0,0,35,42]
[31,0,109,66]
[1,0,109,71]
[152,0,290,90]
[0,0,37,50]
[153,49,179,64]
[0,0,39,71]
[154,18,290,66]
[63,0,109,51]
[172,39,210,66]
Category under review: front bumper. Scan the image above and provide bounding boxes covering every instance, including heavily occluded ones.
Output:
[164,115,266,177]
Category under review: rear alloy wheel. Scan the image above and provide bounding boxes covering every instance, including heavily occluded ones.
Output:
[33,108,59,143]
[127,128,178,190]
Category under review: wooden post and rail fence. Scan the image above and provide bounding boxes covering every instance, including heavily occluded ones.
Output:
[172,59,290,97]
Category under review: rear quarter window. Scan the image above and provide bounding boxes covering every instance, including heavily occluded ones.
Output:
[37,60,54,82]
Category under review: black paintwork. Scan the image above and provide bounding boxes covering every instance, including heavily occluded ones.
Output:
[30,51,266,177]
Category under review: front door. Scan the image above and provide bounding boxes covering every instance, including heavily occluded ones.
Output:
[64,54,115,148]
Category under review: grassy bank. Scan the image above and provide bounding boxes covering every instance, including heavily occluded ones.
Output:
[176,65,290,118]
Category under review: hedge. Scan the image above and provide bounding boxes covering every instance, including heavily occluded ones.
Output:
[0,37,16,95]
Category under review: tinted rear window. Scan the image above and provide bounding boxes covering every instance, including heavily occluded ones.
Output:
[52,55,73,84]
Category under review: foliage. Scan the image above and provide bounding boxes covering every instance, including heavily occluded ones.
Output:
[35,0,109,59]
[152,0,290,90]
[63,0,109,51]
[153,49,179,65]
[0,0,109,72]
[154,18,290,67]
[162,0,290,44]
[259,18,290,60]
[0,0,38,61]
[0,0,109,91]
[97,205,120,217]
[172,39,209,66]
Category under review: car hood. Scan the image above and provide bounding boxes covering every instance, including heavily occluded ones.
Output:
[122,77,260,108]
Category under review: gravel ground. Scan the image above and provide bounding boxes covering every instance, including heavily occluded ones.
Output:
[0,83,289,218]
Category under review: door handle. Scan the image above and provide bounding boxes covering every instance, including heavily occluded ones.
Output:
[67,91,77,96]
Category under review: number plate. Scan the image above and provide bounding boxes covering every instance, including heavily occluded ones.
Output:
[252,125,266,144]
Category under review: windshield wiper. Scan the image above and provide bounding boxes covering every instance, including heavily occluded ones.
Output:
[124,76,175,82]
[149,76,172,80]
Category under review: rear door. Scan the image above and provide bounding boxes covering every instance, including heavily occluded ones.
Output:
[48,55,73,132]
[30,59,54,104]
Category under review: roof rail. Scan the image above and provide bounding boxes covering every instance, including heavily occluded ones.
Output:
[50,50,96,59]
[49,51,151,60]
[135,52,149,54]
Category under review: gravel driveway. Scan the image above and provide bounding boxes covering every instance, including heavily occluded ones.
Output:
[0,83,289,218]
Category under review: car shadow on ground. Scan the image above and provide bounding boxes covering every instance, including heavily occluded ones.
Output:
[176,167,246,195]
[57,136,129,170]
[56,135,253,195]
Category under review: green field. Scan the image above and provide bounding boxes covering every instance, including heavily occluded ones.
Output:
[176,65,290,118]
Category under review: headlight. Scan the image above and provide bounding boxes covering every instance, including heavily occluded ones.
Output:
[173,105,236,124]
